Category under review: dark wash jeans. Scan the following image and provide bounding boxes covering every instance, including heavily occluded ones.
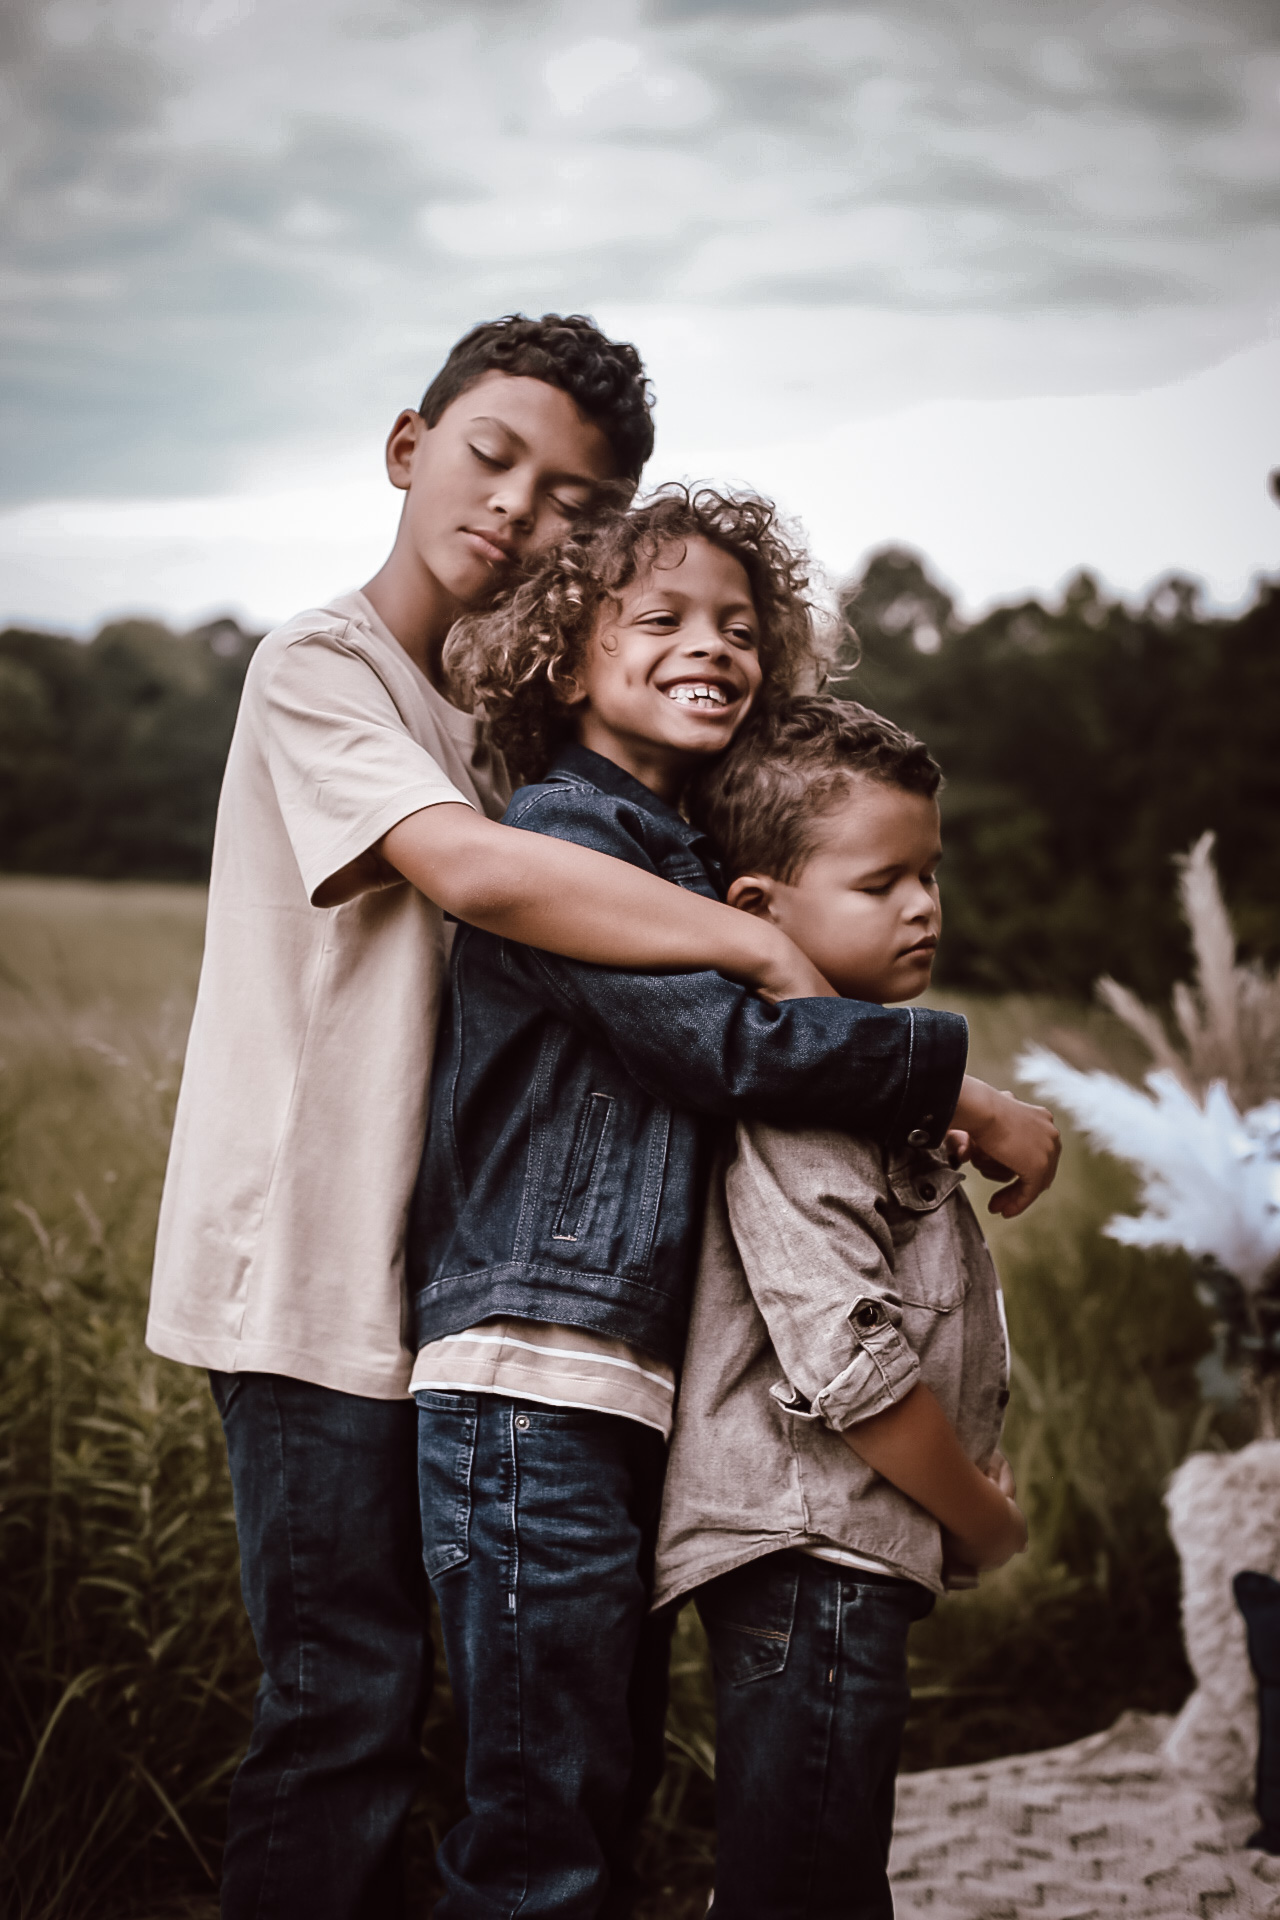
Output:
[416,1390,672,1919]
[697,1552,935,1920]
[209,1371,431,1920]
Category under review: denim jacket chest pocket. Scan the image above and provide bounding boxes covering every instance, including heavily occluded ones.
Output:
[515,1023,672,1280]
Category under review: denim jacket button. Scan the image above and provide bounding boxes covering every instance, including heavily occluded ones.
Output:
[906,1127,931,1148]
[514,1414,530,1430]
[918,1180,937,1202]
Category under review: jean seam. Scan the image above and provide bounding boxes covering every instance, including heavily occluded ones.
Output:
[508,1407,531,1920]
[798,1570,840,1914]
[254,1377,306,1920]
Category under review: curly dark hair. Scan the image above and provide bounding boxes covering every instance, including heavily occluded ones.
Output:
[687,694,942,883]
[444,486,834,789]
[419,313,654,484]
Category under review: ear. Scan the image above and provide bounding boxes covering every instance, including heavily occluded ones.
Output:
[550,668,587,710]
[385,409,425,491]
[726,873,779,920]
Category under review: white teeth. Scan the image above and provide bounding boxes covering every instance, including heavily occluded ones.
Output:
[666,682,729,708]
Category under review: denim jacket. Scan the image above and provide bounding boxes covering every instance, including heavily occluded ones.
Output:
[406,746,968,1372]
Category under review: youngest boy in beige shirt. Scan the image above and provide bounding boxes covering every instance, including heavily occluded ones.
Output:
[654,696,1028,1920]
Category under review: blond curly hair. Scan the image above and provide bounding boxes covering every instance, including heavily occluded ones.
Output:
[443,485,833,789]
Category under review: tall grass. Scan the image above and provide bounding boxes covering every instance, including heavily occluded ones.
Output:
[0,881,253,1916]
[0,882,1221,1914]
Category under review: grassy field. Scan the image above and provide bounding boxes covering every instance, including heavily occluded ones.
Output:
[0,878,1225,1917]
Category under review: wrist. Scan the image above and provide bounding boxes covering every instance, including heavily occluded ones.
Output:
[952,1075,999,1134]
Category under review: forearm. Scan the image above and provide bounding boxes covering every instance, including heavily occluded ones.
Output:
[841,1382,1024,1568]
[379,804,832,997]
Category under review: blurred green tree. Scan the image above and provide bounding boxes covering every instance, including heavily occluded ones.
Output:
[4,567,1278,1000]
[0,618,257,881]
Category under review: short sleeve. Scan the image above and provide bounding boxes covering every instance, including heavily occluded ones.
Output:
[264,630,473,904]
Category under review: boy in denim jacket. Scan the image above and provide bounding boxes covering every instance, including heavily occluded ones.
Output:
[408,498,1052,1917]
[656,695,1028,1920]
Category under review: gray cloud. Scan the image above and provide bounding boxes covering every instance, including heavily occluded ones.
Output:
[0,0,1276,505]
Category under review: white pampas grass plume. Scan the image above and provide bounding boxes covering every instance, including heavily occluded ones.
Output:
[1018,1045,1280,1291]
[1096,833,1280,1111]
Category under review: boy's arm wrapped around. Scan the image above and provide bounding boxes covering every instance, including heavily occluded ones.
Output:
[488,780,965,1147]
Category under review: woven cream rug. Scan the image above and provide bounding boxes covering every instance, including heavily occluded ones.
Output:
[891,1711,1280,1918]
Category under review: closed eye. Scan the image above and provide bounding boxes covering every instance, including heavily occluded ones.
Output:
[469,443,507,471]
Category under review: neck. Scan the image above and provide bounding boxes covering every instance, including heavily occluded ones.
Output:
[362,532,463,692]
[575,721,691,805]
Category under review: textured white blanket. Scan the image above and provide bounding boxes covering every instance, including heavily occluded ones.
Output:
[892,1710,1280,1918]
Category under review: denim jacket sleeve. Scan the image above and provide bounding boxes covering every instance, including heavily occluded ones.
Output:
[725,1122,921,1430]
[499,785,968,1151]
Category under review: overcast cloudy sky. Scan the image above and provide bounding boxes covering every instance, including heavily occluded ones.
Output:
[1,0,1277,631]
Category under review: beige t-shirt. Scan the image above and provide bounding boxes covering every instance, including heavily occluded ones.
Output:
[146,590,508,1400]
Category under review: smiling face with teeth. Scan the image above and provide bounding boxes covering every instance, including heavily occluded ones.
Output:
[560,535,764,803]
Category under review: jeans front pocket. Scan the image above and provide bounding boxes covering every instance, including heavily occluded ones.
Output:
[698,1554,800,1685]
[415,1393,477,1579]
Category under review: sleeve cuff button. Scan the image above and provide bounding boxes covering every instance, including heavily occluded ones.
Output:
[907,1127,931,1147]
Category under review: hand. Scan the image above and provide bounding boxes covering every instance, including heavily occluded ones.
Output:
[944,1129,1016,1183]
[752,925,838,1003]
[940,1548,980,1590]
[949,1077,1061,1218]
[984,1449,1017,1500]
[941,1454,1019,1584]
[945,1493,1028,1573]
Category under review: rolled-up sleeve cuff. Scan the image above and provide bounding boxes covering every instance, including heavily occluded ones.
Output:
[770,1301,921,1433]
[890,1007,968,1150]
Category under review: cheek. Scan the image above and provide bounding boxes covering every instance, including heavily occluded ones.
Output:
[414,451,466,528]
[804,899,860,961]
[574,632,634,711]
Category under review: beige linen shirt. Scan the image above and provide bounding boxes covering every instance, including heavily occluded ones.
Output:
[654,1124,1010,1606]
[146,590,507,1399]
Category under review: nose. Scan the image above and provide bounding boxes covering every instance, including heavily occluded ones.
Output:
[487,463,536,530]
[905,878,938,921]
[680,613,734,661]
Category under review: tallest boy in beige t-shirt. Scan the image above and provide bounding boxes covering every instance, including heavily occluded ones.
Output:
[149,313,1060,1920]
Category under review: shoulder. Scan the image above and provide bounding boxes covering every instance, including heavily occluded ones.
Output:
[244,602,362,689]
[502,777,663,868]
[732,1122,888,1207]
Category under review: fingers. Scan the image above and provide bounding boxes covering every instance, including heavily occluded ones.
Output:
[943,1128,972,1166]
[987,1177,1030,1217]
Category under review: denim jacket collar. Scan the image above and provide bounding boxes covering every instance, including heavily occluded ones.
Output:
[545,744,722,883]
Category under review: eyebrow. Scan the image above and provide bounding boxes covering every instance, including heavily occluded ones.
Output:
[468,415,602,490]
[633,585,759,616]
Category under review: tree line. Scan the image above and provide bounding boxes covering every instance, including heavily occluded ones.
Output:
[2,558,1277,999]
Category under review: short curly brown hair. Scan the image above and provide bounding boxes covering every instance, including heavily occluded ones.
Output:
[444,485,833,789]
[419,313,654,484]
[688,694,942,883]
